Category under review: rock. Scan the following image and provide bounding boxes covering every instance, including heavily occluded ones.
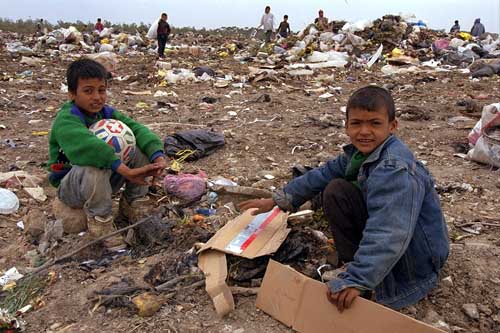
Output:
[494,296,500,309]
[441,276,454,288]
[24,209,46,238]
[52,198,87,234]
[462,303,479,320]
[422,309,451,332]
[232,329,245,333]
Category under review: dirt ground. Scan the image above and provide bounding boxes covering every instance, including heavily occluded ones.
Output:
[0,34,500,333]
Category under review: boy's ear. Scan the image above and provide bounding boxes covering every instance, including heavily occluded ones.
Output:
[390,119,398,133]
[68,90,76,100]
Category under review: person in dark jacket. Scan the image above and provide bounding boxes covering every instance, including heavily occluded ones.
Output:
[450,20,460,33]
[470,18,485,37]
[240,86,449,312]
[157,13,171,58]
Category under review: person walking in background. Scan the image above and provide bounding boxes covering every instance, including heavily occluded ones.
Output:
[277,15,291,38]
[157,13,171,58]
[257,6,275,43]
[450,20,460,33]
[470,18,485,37]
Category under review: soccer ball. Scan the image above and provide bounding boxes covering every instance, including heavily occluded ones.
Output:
[89,119,136,164]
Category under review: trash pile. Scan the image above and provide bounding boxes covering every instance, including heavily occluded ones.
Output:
[226,14,500,78]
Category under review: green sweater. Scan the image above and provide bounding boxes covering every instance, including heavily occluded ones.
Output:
[47,101,164,186]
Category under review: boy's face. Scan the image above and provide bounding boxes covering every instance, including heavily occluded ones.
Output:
[162,14,167,21]
[69,78,107,114]
[345,107,397,155]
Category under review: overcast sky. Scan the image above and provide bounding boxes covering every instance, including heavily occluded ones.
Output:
[1,0,499,33]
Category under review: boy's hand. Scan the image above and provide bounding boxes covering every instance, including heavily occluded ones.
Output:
[326,287,360,313]
[239,198,275,215]
[118,164,163,185]
[152,156,168,176]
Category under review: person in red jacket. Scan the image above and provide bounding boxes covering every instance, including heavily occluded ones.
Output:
[95,18,104,32]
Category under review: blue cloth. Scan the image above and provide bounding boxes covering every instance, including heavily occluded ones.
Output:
[274,135,449,309]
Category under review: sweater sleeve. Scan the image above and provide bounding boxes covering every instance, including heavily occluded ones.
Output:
[53,112,120,169]
[112,110,164,161]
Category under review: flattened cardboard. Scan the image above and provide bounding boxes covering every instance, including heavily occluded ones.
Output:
[198,208,290,317]
[256,260,445,333]
[198,207,290,259]
[198,250,235,316]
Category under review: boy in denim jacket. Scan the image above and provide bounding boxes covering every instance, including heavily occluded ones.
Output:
[240,86,449,311]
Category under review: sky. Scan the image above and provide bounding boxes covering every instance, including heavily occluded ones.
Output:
[1,0,499,33]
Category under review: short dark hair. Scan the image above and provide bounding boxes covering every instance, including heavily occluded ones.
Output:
[265,6,270,10]
[97,18,101,21]
[455,20,459,24]
[346,86,396,121]
[284,15,288,19]
[66,59,107,93]
[161,13,167,17]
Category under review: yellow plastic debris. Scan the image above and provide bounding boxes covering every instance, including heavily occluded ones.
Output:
[157,69,167,77]
[458,32,472,41]
[101,38,110,44]
[391,48,404,57]
[135,102,149,109]
[218,51,229,58]
[32,131,49,136]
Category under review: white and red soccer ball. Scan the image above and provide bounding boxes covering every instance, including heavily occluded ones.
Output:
[89,119,136,164]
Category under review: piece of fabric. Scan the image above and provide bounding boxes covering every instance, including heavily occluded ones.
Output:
[48,101,164,187]
[57,147,149,217]
[274,135,449,310]
[322,178,368,264]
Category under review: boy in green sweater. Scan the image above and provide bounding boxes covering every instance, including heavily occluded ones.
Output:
[48,59,167,250]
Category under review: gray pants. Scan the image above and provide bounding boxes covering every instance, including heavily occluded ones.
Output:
[57,148,149,217]
[264,30,273,43]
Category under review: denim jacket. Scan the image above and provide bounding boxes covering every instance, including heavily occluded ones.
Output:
[273,135,449,310]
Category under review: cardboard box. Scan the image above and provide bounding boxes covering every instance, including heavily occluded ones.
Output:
[198,207,290,316]
[256,260,445,333]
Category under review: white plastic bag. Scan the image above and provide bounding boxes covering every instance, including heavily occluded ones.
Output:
[467,103,500,167]
[147,19,159,39]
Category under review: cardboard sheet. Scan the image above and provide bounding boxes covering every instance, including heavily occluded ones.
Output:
[256,260,445,333]
[198,208,290,316]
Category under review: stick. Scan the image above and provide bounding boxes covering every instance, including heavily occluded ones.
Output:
[155,274,203,292]
[230,286,260,296]
[29,214,159,276]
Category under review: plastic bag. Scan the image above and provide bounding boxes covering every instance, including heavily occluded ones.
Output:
[163,171,207,202]
[164,129,225,161]
[467,103,500,167]
[147,19,159,39]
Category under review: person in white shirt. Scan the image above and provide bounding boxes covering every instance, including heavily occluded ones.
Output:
[257,6,275,43]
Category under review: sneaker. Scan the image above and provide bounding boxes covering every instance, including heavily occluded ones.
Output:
[87,215,126,251]
[52,197,87,234]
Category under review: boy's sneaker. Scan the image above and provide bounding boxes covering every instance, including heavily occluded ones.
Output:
[87,215,126,251]
[52,197,87,234]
